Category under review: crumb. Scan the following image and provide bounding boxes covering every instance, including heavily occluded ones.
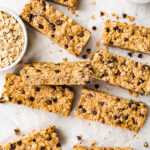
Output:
[91,1,96,5]
[95,84,99,89]
[77,135,82,141]
[127,16,135,22]
[75,14,79,17]
[122,13,127,18]
[82,55,88,59]
[92,26,97,31]
[105,45,109,51]
[132,134,136,140]
[96,42,100,47]
[116,15,119,19]
[111,12,116,17]
[70,8,75,15]
[134,92,138,97]
[58,49,62,52]
[90,140,96,146]
[128,52,133,57]
[88,123,91,126]
[108,131,111,134]
[91,14,96,20]
[62,58,68,62]
[144,142,148,148]
[14,128,20,135]
[138,53,143,58]
[128,90,133,95]
[49,50,52,54]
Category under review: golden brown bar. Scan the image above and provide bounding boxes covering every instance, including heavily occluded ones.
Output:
[20,0,90,56]
[0,126,61,150]
[91,49,150,95]
[73,145,134,150]
[1,74,74,116]
[76,89,148,132]
[101,19,150,55]
[20,61,92,86]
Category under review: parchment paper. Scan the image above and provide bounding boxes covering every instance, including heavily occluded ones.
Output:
[0,0,150,149]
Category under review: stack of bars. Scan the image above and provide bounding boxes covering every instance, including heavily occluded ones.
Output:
[0,0,150,149]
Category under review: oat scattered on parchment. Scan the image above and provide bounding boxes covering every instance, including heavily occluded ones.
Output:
[0,11,25,68]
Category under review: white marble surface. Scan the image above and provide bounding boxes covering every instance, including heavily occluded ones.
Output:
[0,0,150,149]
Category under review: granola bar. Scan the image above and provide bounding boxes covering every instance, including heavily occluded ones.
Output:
[76,89,148,132]
[1,74,74,116]
[20,61,92,85]
[51,0,79,9]
[0,126,61,150]
[91,49,150,95]
[20,0,90,56]
[73,145,134,150]
[101,20,150,55]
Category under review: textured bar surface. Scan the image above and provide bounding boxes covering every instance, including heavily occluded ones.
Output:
[92,49,150,95]
[76,89,148,132]
[51,0,79,9]
[73,145,134,150]
[20,0,90,56]
[101,19,150,55]
[20,61,92,85]
[1,74,74,116]
[0,126,61,150]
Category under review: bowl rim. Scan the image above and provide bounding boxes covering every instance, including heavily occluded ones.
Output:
[128,0,150,3]
[0,7,28,72]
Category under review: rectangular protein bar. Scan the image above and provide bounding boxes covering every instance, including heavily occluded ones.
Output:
[0,126,61,150]
[76,89,148,132]
[20,61,92,86]
[101,19,150,55]
[20,0,90,56]
[91,49,150,95]
[73,145,134,150]
[1,74,74,116]
[51,0,79,9]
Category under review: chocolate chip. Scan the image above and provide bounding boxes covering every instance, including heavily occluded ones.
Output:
[45,100,52,105]
[10,144,16,150]
[138,53,143,58]
[82,108,86,113]
[109,41,114,45]
[42,1,46,11]
[135,62,138,67]
[64,44,68,49]
[29,96,34,101]
[46,136,52,141]
[123,13,127,18]
[78,32,84,37]
[28,14,34,22]
[132,73,135,78]
[38,24,44,29]
[50,23,56,31]
[128,52,132,57]
[17,100,22,105]
[124,37,129,42]
[53,98,57,103]
[99,102,105,106]
[101,72,108,78]
[131,117,137,124]
[92,110,97,115]
[128,101,133,108]
[133,107,138,111]
[9,97,13,101]
[116,120,123,125]
[69,36,73,40]
[78,105,83,109]
[55,69,60,73]
[82,55,87,59]
[121,61,126,66]
[87,48,91,54]
[124,115,128,120]
[17,141,22,146]
[113,26,118,31]
[101,118,105,124]
[95,84,99,89]
[22,90,25,94]
[56,20,63,26]
[116,98,120,102]
[111,56,117,62]
[40,146,45,150]
[131,30,134,36]
[51,34,55,38]
[56,143,61,147]
[77,136,82,140]
[100,11,104,16]
[106,27,110,32]
[35,87,40,92]
[115,70,121,76]
[92,26,97,30]
[36,69,41,73]
[113,115,117,120]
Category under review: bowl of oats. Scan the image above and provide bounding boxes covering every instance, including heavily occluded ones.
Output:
[0,8,27,71]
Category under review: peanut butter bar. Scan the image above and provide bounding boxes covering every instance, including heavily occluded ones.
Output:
[91,49,150,95]
[101,20,150,55]
[0,126,61,150]
[20,0,90,56]
[51,0,79,9]
[76,89,148,132]
[20,61,92,86]
[1,74,74,116]
[73,145,134,150]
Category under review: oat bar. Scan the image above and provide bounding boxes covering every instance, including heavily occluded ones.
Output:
[51,0,79,9]
[76,89,148,132]
[20,0,90,56]
[0,126,61,150]
[91,49,150,95]
[1,74,74,116]
[20,61,92,85]
[101,20,150,54]
[73,145,134,150]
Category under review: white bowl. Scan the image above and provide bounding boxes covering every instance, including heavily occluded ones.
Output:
[128,0,150,3]
[0,8,28,72]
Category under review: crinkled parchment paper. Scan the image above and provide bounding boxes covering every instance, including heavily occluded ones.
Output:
[0,0,150,149]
